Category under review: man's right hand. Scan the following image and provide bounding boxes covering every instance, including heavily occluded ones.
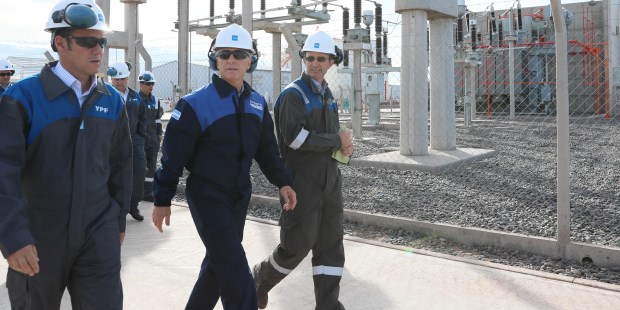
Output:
[152,206,171,233]
[7,244,39,276]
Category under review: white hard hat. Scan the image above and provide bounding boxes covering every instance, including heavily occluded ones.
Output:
[301,31,337,56]
[108,62,130,79]
[0,59,15,74]
[214,24,254,51]
[139,71,156,83]
[45,0,108,32]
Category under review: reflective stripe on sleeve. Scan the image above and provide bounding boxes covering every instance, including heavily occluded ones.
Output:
[289,128,309,150]
[312,265,343,276]
[144,177,154,182]
[155,119,162,124]
[269,254,293,275]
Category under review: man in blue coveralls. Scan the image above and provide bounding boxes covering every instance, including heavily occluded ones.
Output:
[0,0,132,308]
[152,24,297,309]
[108,61,148,221]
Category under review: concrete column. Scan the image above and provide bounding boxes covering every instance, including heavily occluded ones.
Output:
[550,0,571,255]
[125,3,139,89]
[352,49,363,139]
[242,0,253,83]
[272,33,282,109]
[400,10,429,155]
[96,0,109,75]
[429,18,456,150]
[178,0,189,96]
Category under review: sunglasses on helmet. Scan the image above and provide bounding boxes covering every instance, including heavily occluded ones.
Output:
[304,56,331,63]
[63,35,107,48]
[52,3,99,29]
[216,50,251,60]
[0,72,13,77]
[141,82,155,86]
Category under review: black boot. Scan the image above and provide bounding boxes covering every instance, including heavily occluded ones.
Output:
[129,209,144,221]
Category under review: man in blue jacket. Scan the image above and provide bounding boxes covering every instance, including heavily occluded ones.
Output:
[109,61,148,221]
[152,24,296,309]
[0,58,15,96]
[139,70,162,202]
[0,1,132,308]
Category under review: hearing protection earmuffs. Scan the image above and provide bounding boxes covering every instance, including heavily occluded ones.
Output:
[208,39,259,73]
[106,62,132,78]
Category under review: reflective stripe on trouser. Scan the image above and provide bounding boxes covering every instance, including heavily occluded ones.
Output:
[143,144,159,199]
[254,171,345,309]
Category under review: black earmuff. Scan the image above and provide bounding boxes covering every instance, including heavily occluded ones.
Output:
[208,39,259,73]
[207,39,218,70]
[334,46,344,66]
[107,66,118,77]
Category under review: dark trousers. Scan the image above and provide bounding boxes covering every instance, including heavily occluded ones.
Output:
[255,171,345,310]
[131,143,146,211]
[184,181,257,310]
[143,144,159,200]
[6,216,122,310]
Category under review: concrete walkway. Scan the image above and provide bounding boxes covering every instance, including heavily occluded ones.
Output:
[2,202,620,309]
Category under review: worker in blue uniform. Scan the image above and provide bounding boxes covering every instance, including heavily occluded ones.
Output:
[109,61,147,221]
[0,58,15,96]
[252,31,354,310]
[139,70,162,202]
[0,0,132,309]
[151,24,297,310]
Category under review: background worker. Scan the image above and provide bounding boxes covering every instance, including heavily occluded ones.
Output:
[109,61,147,221]
[252,31,353,310]
[0,58,15,96]
[0,0,132,308]
[139,71,162,202]
[151,24,296,309]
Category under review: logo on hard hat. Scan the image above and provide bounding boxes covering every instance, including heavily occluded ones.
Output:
[314,43,320,48]
[232,35,238,41]
[98,14,104,21]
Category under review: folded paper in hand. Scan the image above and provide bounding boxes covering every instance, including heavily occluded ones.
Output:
[332,150,350,164]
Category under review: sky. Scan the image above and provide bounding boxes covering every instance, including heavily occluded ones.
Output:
[0,0,590,67]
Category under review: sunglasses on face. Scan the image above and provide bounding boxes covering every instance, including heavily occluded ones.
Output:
[304,56,331,63]
[141,82,155,86]
[0,72,13,77]
[216,50,250,60]
[64,35,107,49]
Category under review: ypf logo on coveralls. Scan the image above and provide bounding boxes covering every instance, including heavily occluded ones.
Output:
[95,106,109,114]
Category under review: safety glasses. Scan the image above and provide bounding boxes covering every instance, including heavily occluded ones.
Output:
[0,72,13,77]
[52,3,99,29]
[216,50,250,60]
[64,35,107,49]
[141,82,155,86]
[304,56,331,63]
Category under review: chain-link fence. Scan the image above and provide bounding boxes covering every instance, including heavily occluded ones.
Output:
[247,0,620,257]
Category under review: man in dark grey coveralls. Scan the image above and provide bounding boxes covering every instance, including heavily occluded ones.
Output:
[0,1,132,309]
[252,31,354,310]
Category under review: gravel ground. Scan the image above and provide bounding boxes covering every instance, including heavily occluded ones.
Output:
[166,112,620,286]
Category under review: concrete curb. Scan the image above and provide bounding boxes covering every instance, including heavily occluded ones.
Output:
[171,199,620,293]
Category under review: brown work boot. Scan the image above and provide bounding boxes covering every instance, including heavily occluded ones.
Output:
[252,264,268,309]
